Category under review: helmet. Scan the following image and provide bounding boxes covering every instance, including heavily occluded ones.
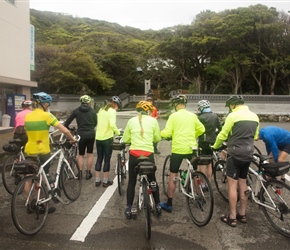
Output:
[197,100,211,109]
[136,101,153,111]
[146,97,153,101]
[21,100,33,108]
[171,94,187,105]
[80,95,92,104]
[32,92,52,103]
[110,96,122,108]
[225,95,244,107]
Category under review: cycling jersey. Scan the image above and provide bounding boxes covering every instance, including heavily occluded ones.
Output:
[123,115,161,153]
[24,108,60,155]
[96,107,120,140]
[213,105,259,162]
[161,108,205,154]
[259,126,290,162]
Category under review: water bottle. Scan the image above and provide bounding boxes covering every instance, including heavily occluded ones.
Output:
[181,170,187,185]
[46,173,55,188]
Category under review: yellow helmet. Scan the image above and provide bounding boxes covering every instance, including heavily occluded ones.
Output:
[136,101,153,111]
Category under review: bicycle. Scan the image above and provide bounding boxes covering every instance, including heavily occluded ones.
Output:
[213,144,262,202]
[111,134,128,196]
[244,153,290,237]
[131,156,158,240]
[1,139,26,195]
[162,149,214,227]
[11,135,81,236]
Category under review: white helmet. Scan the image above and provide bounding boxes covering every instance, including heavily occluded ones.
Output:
[197,100,211,109]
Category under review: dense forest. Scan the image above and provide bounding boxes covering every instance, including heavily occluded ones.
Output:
[30,4,290,98]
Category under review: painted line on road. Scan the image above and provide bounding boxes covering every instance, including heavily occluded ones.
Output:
[70,176,117,242]
[286,174,290,182]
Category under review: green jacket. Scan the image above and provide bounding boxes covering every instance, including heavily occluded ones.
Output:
[213,105,259,162]
[95,107,120,140]
[123,114,161,153]
[161,108,205,154]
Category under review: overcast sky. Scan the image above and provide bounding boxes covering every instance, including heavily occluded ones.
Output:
[29,1,290,30]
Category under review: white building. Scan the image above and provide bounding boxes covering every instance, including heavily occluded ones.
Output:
[0,0,37,125]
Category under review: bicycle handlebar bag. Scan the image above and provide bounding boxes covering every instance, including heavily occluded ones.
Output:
[111,142,126,150]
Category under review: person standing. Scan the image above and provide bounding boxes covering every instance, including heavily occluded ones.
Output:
[122,100,162,219]
[212,95,259,227]
[94,96,121,187]
[197,100,221,182]
[25,92,76,213]
[13,100,33,146]
[160,94,205,212]
[64,95,97,180]
[146,97,160,154]
[259,126,290,183]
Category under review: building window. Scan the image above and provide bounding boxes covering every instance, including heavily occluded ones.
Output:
[6,0,15,5]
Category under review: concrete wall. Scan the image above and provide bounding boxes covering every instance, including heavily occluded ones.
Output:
[0,1,31,80]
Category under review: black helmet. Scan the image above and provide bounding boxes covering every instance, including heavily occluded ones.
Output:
[171,94,187,105]
[225,95,244,107]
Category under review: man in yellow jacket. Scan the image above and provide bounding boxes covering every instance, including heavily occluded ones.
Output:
[160,94,205,212]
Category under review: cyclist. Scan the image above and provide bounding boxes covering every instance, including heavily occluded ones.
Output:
[64,95,97,180]
[259,126,290,183]
[197,100,221,183]
[24,92,76,213]
[94,96,121,187]
[146,97,160,154]
[13,100,33,147]
[122,100,162,219]
[160,94,205,212]
[212,95,259,227]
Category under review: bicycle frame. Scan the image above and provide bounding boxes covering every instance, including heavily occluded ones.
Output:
[138,175,154,211]
[176,159,201,200]
[247,166,288,211]
[25,140,79,207]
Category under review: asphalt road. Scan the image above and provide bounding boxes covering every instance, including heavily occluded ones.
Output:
[0,119,290,249]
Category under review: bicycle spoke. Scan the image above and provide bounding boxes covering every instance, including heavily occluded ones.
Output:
[186,171,214,227]
[162,155,171,197]
[142,179,151,240]
[260,179,290,237]
[213,160,229,202]
[11,176,48,235]
[61,158,82,201]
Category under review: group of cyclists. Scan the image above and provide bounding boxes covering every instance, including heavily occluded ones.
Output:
[12,91,289,227]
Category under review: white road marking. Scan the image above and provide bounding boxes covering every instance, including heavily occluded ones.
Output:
[70,176,118,242]
[285,173,290,182]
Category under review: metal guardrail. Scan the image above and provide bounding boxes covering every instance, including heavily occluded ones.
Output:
[130,94,290,103]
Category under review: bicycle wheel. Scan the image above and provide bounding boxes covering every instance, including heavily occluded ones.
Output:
[61,157,82,201]
[2,153,22,195]
[162,155,171,196]
[117,154,124,196]
[186,171,214,226]
[11,175,49,235]
[213,160,229,202]
[142,179,151,240]
[260,179,290,237]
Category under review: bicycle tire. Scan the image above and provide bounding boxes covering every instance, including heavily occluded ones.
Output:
[2,153,22,195]
[260,179,290,238]
[142,179,151,240]
[213,160,229,202]
[254,145,262,155]
[186,171,214,226]
[11,175,49,235]
[162,155,171,197]
[61,157,82,201]
[117,154,123,196]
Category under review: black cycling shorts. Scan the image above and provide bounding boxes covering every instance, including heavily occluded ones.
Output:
[278,144,290,154]
[226,155,250,180]
[169,153,192,173]
[78,138,95,155]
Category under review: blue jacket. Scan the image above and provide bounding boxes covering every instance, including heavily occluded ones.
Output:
[259,126,290,162]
